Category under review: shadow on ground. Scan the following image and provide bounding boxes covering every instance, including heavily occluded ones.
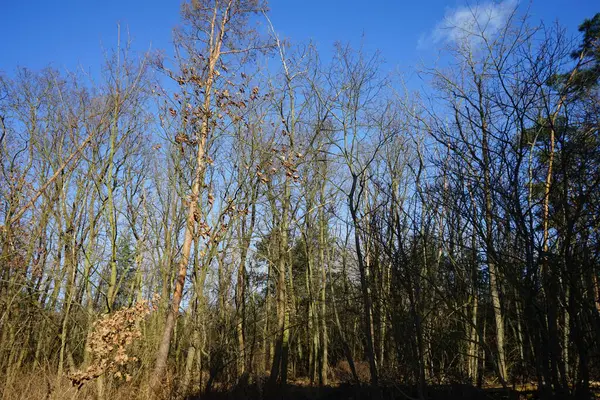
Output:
[186,383,535,400]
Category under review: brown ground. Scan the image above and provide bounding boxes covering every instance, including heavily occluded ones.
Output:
[189,382,541,400]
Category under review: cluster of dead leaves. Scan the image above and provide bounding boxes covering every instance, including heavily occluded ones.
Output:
[256,148,304,184]
[67,298,157,389]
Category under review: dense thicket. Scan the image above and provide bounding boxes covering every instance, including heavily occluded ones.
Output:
[1,2,599,399]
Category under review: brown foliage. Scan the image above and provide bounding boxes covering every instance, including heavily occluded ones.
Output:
[67,299,156,389]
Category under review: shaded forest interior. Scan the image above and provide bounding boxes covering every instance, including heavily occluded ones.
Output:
[1,1,600,399]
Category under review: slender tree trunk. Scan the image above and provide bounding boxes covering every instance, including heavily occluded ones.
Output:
[151,85,211,388]
[349,173,378,385]
[318,169,328,386]
[479,89,507,385]
[151,0,234,383]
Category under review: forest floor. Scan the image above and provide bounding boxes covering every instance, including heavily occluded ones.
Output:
[186,381,598,400]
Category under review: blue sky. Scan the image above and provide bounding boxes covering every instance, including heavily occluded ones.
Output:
[1,1,598,77]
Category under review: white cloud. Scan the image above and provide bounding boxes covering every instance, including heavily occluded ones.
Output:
[418,0,518,49]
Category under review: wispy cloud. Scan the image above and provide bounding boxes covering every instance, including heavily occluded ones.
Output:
[418,0,518,49]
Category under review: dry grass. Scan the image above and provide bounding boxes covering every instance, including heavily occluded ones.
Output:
[0,299,159,400]
[1,370,155,400]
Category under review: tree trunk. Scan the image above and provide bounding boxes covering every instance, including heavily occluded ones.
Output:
[349,173,378,385]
